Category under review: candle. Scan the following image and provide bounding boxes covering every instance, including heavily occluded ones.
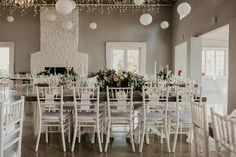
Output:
[154,61,157,76]
[81,60,84,77]
[154,61,157,87]
[66,59,68,68]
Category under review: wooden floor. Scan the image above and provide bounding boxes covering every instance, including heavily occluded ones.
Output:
[21,112,218,157]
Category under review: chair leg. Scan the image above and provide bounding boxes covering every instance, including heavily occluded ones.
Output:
[45,125,48,143]
[101,122,104,144]
[160,126,163,144]
[145,127,150,144]
[97,124,103,153]
[139,122,145,152]
[193,130,198,157]
[130,121,135,152]
[172,123,179,152]
[68,118,71,144]
[138,123,141,144]
[105,121,111,152]
[61,124,66,152]
[35,123,42,152]
[91,130,95,144]
[78,126,81,144]
[71,124,78,152]
[165,125,171,153]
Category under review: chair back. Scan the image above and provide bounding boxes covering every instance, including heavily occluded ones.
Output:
[73,86,100,116]
[190,99,209,157]
[142,86,169,114]
[211,108,236,156]
[0,96,25,157]
[36,86,64,118]
[191,86,203,103]
[106,87,133,118]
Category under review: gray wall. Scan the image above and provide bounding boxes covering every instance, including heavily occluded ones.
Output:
[0,7,40,73]
[0,7,173,75]
[78,8,173,74]
[172,0,236,113]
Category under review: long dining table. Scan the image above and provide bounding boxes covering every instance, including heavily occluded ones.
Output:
[24,91,207,136]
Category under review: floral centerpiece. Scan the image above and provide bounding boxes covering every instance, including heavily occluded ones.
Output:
[37,67,78,87]
[96,68,144,91]
[37,68,51,76]
[156,66,172,80]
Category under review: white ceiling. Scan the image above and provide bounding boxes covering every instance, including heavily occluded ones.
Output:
[201,25,229,41]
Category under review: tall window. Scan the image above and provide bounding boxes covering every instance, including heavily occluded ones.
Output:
[106,42,146,74]
[0,47,10,75]
[202,48,227,77]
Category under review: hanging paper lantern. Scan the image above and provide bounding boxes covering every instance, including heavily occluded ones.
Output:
[133,0,144,6]
[160,21,169,29]
[140,13,152,26]
[55,0,74,15]
[89,22,97,30]
[7,16,14,23]
[61,20,73,30]
[177,2,191,16]
[46,14,56,21]
[70,0,76,10]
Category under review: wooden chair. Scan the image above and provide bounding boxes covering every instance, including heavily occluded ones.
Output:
[35,86,71,152]
[190,99,209,157]
[105,87,135,152]
[71,86,103,152]
[0,96,25,157]
[170,86,193,152]
[211,108,236,157]
[139,86,171,152]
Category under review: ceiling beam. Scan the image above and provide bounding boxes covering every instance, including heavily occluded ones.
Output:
[161,0,173,4]
[0,3,172,7]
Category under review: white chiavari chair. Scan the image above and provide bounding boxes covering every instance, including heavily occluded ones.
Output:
[139,86,171,152]
[71,86,103,152]
[170,85,193,152]
[105,87,135,152]
[211,108,236,157]
[0,96,25,157]
[190,98,209,157]
[35,86,71,152]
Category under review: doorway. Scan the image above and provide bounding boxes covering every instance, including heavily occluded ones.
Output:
[200,25,229,114]
[174,42,188,80]
[0,42,14,76]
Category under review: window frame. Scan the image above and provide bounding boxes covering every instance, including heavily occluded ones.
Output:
[0,42,14,75]
[202,47,228,78]
[106,42,147,74]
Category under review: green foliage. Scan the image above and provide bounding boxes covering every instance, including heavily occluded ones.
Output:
[96,68,144,91]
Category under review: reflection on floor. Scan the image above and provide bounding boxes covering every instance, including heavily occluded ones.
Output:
[21,113,218,157]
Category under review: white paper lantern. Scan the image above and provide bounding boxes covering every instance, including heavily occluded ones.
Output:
[177,2,191,16]
[70,0,76,10]
[133,0,144,6]
[7,16,14,23]
[89,22,97,30]
[61,20,73,30]
[160,21,169,29]
[46,14,56,21]
[140,13,152,26]
[55,0,74,15]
